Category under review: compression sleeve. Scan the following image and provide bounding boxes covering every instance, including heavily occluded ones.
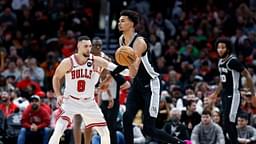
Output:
[107,62,129,76]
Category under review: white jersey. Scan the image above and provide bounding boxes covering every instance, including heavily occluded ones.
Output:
[63,54,101,99]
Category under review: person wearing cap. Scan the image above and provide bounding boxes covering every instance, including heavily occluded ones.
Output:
[17,95,50,144]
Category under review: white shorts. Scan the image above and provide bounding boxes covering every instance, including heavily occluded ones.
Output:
[56,95,107,128]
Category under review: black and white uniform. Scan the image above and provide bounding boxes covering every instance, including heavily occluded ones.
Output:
[121,33,183,144]
[218,54,245,144]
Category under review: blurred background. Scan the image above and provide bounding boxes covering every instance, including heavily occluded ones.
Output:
[0,0,256,143]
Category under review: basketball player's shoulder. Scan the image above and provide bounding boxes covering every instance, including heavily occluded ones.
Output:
[60,57,72,64]
[134,37,147,49]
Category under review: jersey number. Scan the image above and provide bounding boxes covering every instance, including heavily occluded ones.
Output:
[77,80,86,92]
[220,75,226,82]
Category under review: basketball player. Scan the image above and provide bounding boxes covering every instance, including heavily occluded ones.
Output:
[72,37,111,144]
[48,36,129,144]
[114,10,186,144]
[210,37,255,144]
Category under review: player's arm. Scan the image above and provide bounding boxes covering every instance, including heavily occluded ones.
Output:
[94,56,130,76]
[52,58,71,97]
[241,68,255,96]
[129,37,147,77]
[229,59,255,96]
[209,82,222,102]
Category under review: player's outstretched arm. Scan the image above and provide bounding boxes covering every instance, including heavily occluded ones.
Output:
[94,56,129,76]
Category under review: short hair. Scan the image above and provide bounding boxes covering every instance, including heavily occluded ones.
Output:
[238,112,249,121]
[120,10,139,26]
[92,36,101,41]
[202,109,212,116]
[77,35,90,42]
[186,100,195,107]
[92,37,102,45]
[215,37,233,54]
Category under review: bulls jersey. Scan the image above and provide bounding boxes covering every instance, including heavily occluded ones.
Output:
[119,33,159,83]
[63,54,101,98]
[218,55,245,96]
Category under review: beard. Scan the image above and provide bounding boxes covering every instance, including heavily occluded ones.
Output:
[219,51,229,58]
[83,53,90,58]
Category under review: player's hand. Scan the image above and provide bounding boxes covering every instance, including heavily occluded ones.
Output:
[56,95,63,107]
[98,83,110,91]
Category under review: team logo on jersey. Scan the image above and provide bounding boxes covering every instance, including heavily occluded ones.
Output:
[87,61,92,67]
[220,67,228,73]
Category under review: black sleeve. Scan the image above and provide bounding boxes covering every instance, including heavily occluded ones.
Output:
[110,65,127,76]
[112,74,126,86]
[228,59,245,73]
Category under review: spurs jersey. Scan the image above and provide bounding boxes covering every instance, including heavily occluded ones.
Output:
[218,54,245,96]
[63,54,101,98]
[119,33,159,83]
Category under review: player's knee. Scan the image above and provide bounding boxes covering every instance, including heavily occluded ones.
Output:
[99,126,110,137]
[73,114,82,126]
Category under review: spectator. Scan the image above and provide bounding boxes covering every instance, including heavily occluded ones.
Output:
[11,0,30,11]
[212,110,222,127]
[5,107,22,144]
[26,58,45,87]
[12,95,29,112]
[16,68,42,99]
[15,58,27,78]
[180,100,201,136]
[17,95,50,144]
[0,7,17,26]
[0,91,18,118]
[133,124,146,144]
[203,96,220,114]
[40,51,59,91]
[162,108,190,141]
[2,61,21,80]
[191,109,225,144]
[237,112,256,144]
[155,94,171,129]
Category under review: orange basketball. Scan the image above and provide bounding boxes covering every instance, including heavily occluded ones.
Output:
[115,46,136,66]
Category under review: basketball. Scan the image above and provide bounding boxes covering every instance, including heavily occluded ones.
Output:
[115,46,136,66]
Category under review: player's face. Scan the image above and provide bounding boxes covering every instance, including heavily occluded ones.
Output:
[118,16,133,32]
[217,42,229,58]
[77,40,92,58]
[92,40,102,56]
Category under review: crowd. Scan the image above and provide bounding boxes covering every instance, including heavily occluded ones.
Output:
[0,0,256,143]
